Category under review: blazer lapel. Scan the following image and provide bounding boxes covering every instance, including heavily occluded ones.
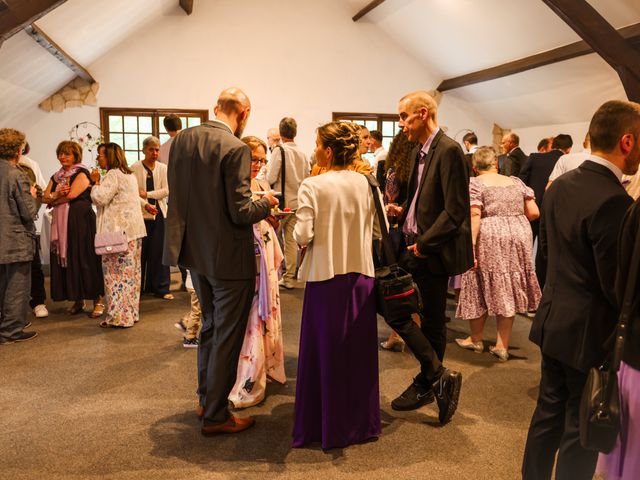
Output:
[415,129,443,199]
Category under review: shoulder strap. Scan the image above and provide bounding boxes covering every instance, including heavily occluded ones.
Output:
[277,145,286,205]
[365,174,397,268]
[612,219,640,369]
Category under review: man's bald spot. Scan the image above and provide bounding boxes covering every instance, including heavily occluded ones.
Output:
[216,87,250,114]
[400,91,438,117]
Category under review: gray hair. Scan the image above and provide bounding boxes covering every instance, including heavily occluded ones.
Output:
[142,136,160,149]
[472,146,497,172]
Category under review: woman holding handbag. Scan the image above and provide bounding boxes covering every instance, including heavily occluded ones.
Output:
[292,121,385,449]
[90,143,147,328]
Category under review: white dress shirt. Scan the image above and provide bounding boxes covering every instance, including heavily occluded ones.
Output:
[130,160,169,219]
[266,142,310,210]
[294,169,385,282]
[548,149,591,182]
[159,136,175,165]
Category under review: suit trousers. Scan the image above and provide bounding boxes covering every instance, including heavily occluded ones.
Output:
[522,353,597,480]
[141,210,171,295]
[280,214,298,283]
[0,261,32,341]
[191,272,254,425]
[29,242,46,308]
[385,249,447,385]
[530,219,547,291]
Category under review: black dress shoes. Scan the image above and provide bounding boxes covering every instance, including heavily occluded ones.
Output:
[0,331,38,345]
[391,380,435,411]
[433,369,462,425]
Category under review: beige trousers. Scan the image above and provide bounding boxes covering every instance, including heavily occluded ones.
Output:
[182,288,202,340]
[280,214,298,283]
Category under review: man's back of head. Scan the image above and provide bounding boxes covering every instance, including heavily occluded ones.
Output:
[552,134,573,154]
[279,117,297,141]
[163,114,183,138]
[214,87,251,137]
[370,130,383,150]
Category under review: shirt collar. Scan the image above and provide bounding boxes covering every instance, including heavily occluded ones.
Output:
[211,118,233,134]
[420,127,440,158]
[588,154,623,183]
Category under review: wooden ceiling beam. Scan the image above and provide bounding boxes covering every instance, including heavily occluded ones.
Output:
[25,23,94,82]
[542,0,640,102]
[180,0,194,15]
[0,0,67,43]
[352,0,386,22]
[438,22,640,92]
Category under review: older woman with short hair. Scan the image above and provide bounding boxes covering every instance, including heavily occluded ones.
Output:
[43,141,104,316]
[293,121,384,449]
[91,143,147,328]
[455,146,541,361]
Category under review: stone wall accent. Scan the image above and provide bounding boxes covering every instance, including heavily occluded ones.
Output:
[39,77,99,113]
[493,123,510,153]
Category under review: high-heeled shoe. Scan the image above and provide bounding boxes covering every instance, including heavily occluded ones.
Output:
[455,337,484,353]
[380,338,405,352]
[65,301,85,315]
[489,346,509,362]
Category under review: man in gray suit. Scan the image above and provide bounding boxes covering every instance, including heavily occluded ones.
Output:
[0,128,38,345]
[164,87,278,435]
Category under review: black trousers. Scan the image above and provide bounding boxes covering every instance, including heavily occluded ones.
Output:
[522,354,597,480]
[30,241,46,308]
[141,210,170,295]
[385,248,448,386]
[531,219,547,291]
[0,261,31,341]
[191,272,254,425]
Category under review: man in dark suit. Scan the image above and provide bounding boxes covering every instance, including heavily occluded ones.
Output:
[164,87,278,435]
[385,91,472,424]
[521,100,640,480]
[500,132,527,176]
[519,134,573,290]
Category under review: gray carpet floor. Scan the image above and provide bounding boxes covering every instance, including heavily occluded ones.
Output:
[0,275,543,480]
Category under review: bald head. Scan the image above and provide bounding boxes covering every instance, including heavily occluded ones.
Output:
[399,91,438,120]
[216,87,250,115]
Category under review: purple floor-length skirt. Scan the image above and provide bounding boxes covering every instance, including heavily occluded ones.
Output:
[596,361,640,480]
[293,272,381,450]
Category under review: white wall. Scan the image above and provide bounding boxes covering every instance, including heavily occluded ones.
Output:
[516,121,590,156]
[6,0,492,180]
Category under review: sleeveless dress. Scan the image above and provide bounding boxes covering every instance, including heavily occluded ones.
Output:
[50,169,104,301]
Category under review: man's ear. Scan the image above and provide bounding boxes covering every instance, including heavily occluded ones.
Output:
[620,133,635,156]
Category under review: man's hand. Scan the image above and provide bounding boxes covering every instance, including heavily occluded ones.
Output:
[139,188,148,199]
[407,243,426,258]
[263,191,279,208]
[144,203,158,215]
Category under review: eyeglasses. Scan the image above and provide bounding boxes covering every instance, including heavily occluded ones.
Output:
[252,158,267,166]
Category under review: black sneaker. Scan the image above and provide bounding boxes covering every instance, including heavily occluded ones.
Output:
[433,369,462,424]
[183,338,199,349]
[0,331,38,345]
[391,380,435,411]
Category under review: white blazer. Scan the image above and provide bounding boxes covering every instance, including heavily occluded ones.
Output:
[294,169,384,282]
[131,160,169,219]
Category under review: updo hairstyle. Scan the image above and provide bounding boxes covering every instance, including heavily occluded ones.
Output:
[316,121,361,168]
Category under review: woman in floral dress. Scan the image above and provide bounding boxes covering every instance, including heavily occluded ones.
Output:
[456,147,541,361]
[229,136,286,408]
[90,143,147,328]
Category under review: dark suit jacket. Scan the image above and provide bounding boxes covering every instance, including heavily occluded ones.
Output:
[163,121,271,280]
[0,160,36,264]
[519,149,562,207]
[529,161,632,372]
[400,130,473,276]
[503,147,527,177]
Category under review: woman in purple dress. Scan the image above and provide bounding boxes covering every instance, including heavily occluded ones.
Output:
[292,121,384,449]
[455,147,541,361]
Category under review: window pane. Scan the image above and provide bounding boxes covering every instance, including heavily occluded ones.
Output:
[110,133,124,148]
[108,115,123,132]
[187,117,201,127]
[124,133,138,150]
[125,150,138,165]
[139,134,148,150]
[138,116,152,133]
[158,116,166,135]
[383,138,393,151]
[124,116,138,133]
[179,117,188,128]
[382,121,395,137]
[160,134,170,145]
[353,119,365,126]
[365,120,377,131]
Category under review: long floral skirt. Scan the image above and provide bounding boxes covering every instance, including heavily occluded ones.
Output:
[102,239,142,327]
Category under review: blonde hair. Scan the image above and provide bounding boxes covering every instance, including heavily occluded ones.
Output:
[241,136,267,154]
[317,121,361,168]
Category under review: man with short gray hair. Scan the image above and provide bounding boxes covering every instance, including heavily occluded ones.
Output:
[266,116,310,289]
[131,136,171,298]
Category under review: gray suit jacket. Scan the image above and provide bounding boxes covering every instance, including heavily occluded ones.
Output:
[0,160,37,264]
[163,121,271,280]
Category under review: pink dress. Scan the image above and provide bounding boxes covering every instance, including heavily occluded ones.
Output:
[229,220,286,408]
[456,176,541,319]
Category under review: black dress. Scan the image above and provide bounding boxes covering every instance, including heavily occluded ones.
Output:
[50,169,104,301]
